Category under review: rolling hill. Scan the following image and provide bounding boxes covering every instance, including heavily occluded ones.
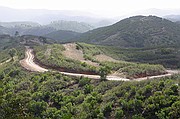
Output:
[75,15,180,48]
[0,34,55,50]
[46,20,93,33]
[44,30,80,42]
[0,21,40,28]
[0,20,93,36]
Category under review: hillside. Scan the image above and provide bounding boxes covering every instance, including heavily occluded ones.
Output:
[0,22,56,36]
[0,26,11,35]
[0,21,93,36]
[76,15,180,48]
[33,43,167,79]
[0,21,40,28]
[44,30,80,42]
[176,21,180,25]
[0,56,179,119]
[0,34,55,50]
[21,26,56,36]
[46,20,93,33]
[0,34,179,119]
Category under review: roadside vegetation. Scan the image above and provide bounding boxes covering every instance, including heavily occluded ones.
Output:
[75,43,166,78]
[33,44,98,73]
[100,61,166,79]
[0,62,179,119]
[34,43,166,79]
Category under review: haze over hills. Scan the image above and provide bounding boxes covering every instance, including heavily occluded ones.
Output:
[75,15,180,48]
[164,15,180,22]
[0,20,94,36]
[3,6,180,28]
[1,6,180,38]
[0,6,116,27]
[46,20,93,32]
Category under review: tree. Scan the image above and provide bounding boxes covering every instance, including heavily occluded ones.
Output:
[8,48,17,61]
[84,84,93,94]
[103,102,112,117]
[28,100,48,117]
[79,77,91,87]
[99,66,111,81]
[115,108,124,119]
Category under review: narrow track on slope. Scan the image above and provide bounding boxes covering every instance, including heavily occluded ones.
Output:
[20,47,180,81]
[20,46,48,72]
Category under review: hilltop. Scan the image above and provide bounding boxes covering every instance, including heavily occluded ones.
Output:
[0,34,55,50]
[76,15,180,48]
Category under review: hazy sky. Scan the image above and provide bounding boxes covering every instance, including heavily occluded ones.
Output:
[0,0,180,17]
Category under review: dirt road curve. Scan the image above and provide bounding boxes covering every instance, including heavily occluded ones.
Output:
[20,47,180,81]
[20,47,48,72]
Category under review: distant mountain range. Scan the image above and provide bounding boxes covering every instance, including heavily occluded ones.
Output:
[1,14,180,47]
[0,20,94,36]
[74,15,180,48]
[46,21,93,32]
[0,6,116,27]
[164,15,180,22]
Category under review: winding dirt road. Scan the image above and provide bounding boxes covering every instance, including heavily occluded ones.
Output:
[20,47,48,72]
[20,47,180,81]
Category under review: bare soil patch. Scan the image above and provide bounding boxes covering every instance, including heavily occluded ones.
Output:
[95,54,118,62]
[62,43,99,67]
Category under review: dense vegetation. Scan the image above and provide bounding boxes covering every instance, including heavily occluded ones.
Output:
[76,43,166,78]
[75,16,180,48]
[33,44,98,73]
[97,45,180,68]
[0,35,19,50]
[75,42,180,69]
[34,43,166,78]
[100,61,166,79]
[44,30,80,43]
[0,61,179,119]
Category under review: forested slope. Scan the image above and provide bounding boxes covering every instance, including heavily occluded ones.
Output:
[76,16,180,48]
[0,62,179,119]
